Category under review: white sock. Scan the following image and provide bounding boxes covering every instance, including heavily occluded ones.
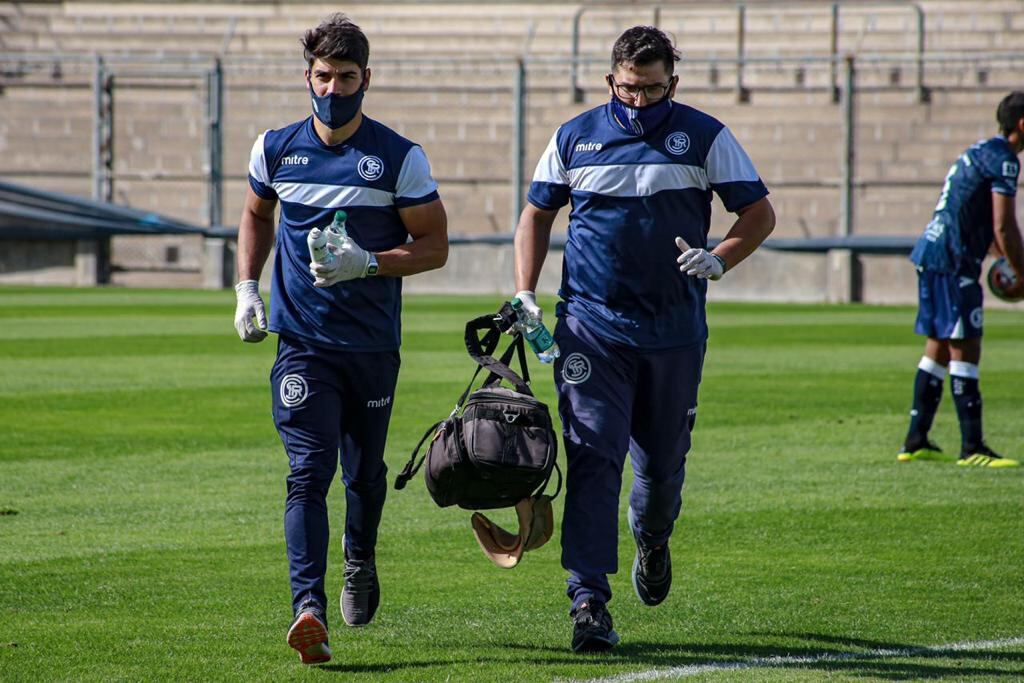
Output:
[948,361,979,379]
[918,356,947,380]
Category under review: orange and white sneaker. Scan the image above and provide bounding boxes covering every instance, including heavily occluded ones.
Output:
[286,602,332,665]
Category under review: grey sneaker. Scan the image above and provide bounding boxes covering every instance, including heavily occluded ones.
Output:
[629,506,671,606]
[341,549,380,627]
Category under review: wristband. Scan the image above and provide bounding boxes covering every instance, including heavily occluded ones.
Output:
[710,253,727,273]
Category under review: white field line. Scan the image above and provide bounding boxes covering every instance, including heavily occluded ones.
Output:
[569,636,1024,683]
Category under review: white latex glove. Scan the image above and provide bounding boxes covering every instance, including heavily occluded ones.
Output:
[675,237,725,280]
[514,289,544,327]
[234,279,268,343]
[310,237,371,287]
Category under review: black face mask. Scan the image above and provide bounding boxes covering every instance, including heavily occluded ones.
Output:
[309,80,364,129]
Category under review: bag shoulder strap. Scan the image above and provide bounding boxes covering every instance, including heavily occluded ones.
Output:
[394,305,539,493]
[394,418,446,491]
[464,314,532,396]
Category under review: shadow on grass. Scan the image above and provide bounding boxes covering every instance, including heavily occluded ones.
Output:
[310,633,1024,678]
[320,659,468,675]
[751,631,1024,664]
[319,655,586,675]
[495,636,1024,680]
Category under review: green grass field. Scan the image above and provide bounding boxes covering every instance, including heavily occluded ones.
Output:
[0,287,1022,682]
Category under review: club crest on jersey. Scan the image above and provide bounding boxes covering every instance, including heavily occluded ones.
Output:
[358,155,384,181]
[280,374,309,408]
[665,131,690,155]
[561,352,591,385]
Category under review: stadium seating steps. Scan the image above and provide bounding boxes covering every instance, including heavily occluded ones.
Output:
[1,1,1022,281]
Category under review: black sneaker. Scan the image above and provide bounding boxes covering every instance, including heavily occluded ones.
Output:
[286,600,331,665]
[628,506,671,606]
[341,546,380,627]
[571,601,620,653]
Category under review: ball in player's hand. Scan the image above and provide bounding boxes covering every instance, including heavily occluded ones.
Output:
[987,257,1024,302]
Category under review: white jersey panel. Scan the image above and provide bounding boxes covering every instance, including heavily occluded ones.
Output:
[395,146,439,201]
[273,182,395,208]
[705,126,761,184]
[532,128,569,185]
[567,163,709,197]
[248,131,271,186]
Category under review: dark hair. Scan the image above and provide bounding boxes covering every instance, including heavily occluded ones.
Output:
[997,91,1024,136]
[302,14,369,69]
[611,26,680,74]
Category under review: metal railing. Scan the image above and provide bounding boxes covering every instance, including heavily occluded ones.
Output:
[569,1,925,104]
[3,50,1022,244]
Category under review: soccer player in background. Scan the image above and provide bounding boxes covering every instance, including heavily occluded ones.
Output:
[898,91,1024,468]
[232,14,448,664]
[512,26,775,652]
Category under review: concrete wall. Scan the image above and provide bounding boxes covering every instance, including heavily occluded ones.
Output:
[403,244,883,303]
[7,237,1021,311]
[406,244,1020,311]
[0,240,77,285]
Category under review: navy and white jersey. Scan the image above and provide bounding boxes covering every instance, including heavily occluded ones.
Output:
[527,101,768,349]
[248,116,439,351]
[911,136,1019,279]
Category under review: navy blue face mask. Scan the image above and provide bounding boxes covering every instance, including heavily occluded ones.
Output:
[610,95,673,136]
[309,80,364,130]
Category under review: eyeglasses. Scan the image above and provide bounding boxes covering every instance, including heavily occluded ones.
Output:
[607,75,676,101]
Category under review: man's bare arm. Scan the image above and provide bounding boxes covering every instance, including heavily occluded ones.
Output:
[514,203,559,293]
[237,188,277,282]
[992,191,1024,278]
[377,199,448,277]
[711,196,776,272]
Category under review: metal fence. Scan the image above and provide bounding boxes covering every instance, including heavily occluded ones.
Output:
[2,49,1024,280]
[568,1,928,103]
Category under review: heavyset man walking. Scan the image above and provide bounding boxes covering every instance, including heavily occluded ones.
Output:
[512,26,775,652]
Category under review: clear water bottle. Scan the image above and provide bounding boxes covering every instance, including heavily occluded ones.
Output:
[510,296,560,364]
[307,210,348,266]
[326,210,348,241]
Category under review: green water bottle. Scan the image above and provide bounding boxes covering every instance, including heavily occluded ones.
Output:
[510,297,560,364]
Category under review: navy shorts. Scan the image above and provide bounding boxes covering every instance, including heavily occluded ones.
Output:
[914,270,984,340]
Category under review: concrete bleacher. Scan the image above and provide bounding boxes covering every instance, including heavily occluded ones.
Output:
[2,1,1024,300]
[6,1,1021,59]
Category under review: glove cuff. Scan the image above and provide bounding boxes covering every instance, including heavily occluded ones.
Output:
[235,279,260,296]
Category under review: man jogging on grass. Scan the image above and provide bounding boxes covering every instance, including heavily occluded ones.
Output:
[233,14,448,664]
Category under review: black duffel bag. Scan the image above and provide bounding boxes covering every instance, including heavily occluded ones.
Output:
[395,305,561,567]
[395,305,559,509]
